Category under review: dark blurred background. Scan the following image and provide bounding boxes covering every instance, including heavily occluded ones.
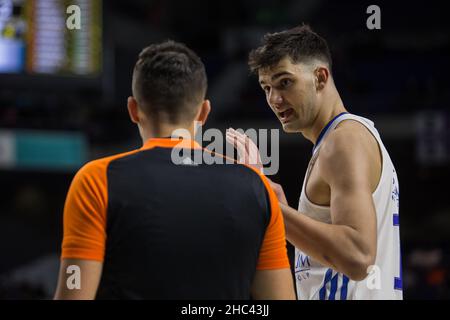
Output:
[0,0,449,299]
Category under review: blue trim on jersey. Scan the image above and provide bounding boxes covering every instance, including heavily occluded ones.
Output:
[395,250,403,290]
[319,269,333,300]
[394,277,402,290]
[393,214,400,226]
[340,275,349,300]
[329,273,339,300]
[312,112,348,154]
[393,213,403,290]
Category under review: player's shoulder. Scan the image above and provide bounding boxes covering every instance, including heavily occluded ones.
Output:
[319,120,378,179]
[321,119,375,158]
[319,119,382,185]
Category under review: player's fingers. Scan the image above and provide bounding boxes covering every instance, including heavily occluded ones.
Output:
[226,131,248,160]
[225,131,238,147]
[226,130,248,154]
[229,129,262,165]
[226,129,264,169]
[228,128,251,154]
[236,140,251,164]
[235,131,260,162]
[225,131,244,151]
[226,131,263,172]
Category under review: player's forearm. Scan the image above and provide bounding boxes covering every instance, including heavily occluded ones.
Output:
[280,203,374,280]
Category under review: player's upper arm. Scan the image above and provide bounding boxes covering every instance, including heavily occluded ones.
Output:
[319,126,377,260]
[251,268,296,300]
[54,259,103,300]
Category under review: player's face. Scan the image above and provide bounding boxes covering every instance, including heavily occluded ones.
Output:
[258,57,318,133]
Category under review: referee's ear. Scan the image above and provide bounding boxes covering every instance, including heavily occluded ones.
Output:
[127,96,140,124]
[195,99,211,125]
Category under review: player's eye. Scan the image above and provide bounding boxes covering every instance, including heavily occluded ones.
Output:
[280,78,292,88]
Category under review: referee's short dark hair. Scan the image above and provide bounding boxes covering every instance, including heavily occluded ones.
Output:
[132,40,207,124]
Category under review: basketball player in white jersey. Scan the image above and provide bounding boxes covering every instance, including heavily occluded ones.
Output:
[226,25,402,300]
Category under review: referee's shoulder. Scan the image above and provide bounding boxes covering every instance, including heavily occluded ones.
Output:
[73,148,142,180]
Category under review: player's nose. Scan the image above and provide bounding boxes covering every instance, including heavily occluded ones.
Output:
[269,90,283,108]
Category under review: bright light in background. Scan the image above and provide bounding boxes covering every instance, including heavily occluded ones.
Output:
[0,0,102,76]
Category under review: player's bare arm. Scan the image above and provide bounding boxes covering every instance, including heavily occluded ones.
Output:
[282,123,379,280]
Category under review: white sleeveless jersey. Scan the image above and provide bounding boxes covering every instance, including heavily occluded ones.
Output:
[295,113,403,300]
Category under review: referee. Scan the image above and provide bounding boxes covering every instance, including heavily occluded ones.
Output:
[54,40,295,300]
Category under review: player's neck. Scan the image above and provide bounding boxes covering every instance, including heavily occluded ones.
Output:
[303,94,347,145]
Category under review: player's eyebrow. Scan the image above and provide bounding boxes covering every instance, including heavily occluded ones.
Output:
[259,71,294,85]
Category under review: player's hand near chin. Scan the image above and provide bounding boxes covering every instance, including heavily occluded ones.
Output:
[226,128,288,205]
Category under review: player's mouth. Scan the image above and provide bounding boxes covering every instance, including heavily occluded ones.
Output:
[278,108,294,123]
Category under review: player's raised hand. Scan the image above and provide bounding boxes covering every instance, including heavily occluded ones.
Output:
[226,128,263,174]
[226,128,288,205]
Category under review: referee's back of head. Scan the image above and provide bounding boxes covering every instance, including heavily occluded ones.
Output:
[131,40,208,126]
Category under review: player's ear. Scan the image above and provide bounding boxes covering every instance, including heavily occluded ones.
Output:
[315,67,329,91]
[195,99,211,125]
[127,96,140,124]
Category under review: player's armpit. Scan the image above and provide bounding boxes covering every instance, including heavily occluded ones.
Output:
[251,268,296,300]
[54,259,103,300]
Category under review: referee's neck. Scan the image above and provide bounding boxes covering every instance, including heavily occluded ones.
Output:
[139,121,197,145]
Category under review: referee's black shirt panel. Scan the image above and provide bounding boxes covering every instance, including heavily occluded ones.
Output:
[96,146,271,299]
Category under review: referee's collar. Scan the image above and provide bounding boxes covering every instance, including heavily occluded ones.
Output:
[142,137,202,150]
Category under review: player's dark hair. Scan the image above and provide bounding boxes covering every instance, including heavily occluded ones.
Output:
[248,24,332,74]
[132,40,207,123]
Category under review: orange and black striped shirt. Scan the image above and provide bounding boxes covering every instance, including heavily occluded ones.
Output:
[61,137,289,299]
